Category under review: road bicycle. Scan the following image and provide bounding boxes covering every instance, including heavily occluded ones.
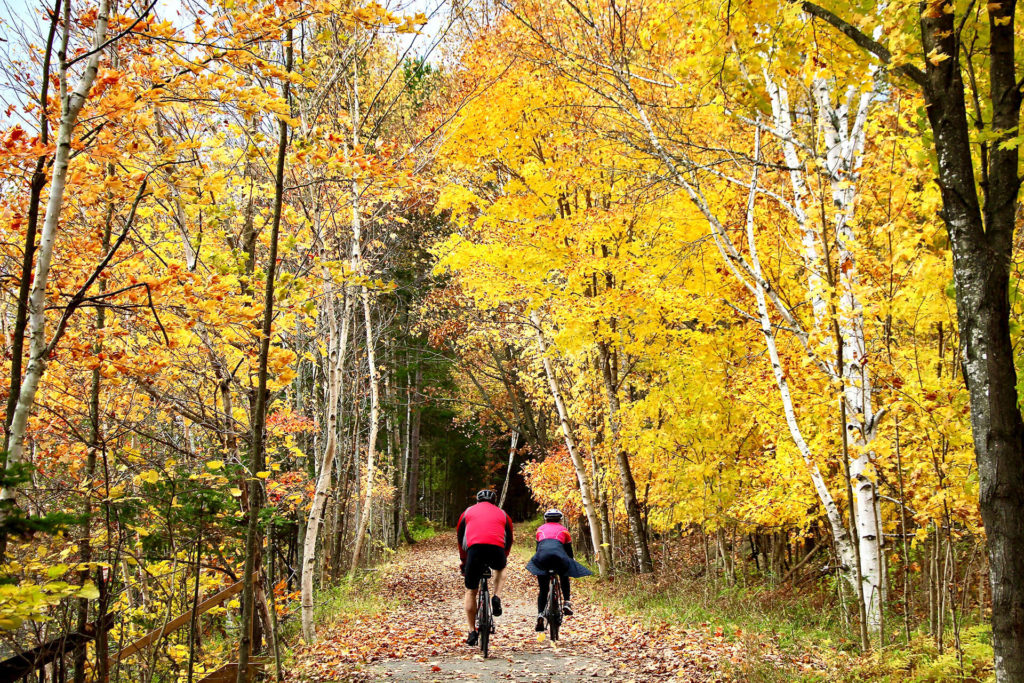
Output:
[476,567,495,657]
[543,569,563,642]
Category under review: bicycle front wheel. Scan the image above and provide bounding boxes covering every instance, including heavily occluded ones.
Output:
[480,617,490,657]
[478,583,491,658]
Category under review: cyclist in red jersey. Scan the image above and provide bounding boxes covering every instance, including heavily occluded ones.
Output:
[456,489,513,646]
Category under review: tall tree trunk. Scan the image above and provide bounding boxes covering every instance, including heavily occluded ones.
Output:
[186,510,204,683]
[347,55,381,575]
[737,136,863,605]
[349,288,380,574]
[597,342,653,573]
[816,74,885,637]
[237,27,292,683]
[406,365,422,520]
[399,362,415,544]
[388,346,402,547]
[75,163,115,683]
[300,288,351,641]
[588,443,613,572]
[4,0,61,449]
[920,5,1024,676]
[922,11,1024,679]
[531,310,609,576]
[2,0,112,531]
[399,362,414,543]
[767,64,886,634]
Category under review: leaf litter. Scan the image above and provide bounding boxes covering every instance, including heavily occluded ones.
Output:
[289,532,825,681]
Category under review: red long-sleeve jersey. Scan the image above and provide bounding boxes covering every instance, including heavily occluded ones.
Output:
[456,502,513,561]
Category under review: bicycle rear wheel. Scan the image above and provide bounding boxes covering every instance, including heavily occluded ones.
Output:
[546,576,562,642]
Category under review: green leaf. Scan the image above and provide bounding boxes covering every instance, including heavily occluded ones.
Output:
[45,564,68,579]
[78,582,100,600]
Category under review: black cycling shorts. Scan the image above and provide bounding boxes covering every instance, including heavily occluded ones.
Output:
[464,543,507,589]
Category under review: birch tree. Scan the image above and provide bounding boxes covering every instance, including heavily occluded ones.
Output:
[760,56,887,633]
[531,310,610,575]
[348,56,382,576]
[3,0,114,510]
[301,286,352,641]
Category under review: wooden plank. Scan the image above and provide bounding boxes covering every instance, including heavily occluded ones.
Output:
[198,664,239,683]
[0,615,115,683]
[113,573,256,663]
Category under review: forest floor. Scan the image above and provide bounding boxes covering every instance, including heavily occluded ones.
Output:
[288,532,828,681]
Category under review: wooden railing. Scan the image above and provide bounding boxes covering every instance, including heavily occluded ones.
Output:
[111,573,254,663]
[0,572,261,683]
[0,614,114,682]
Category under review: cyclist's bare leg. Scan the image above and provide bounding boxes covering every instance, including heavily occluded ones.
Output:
[464,588,478,631]
[492,568,505,598]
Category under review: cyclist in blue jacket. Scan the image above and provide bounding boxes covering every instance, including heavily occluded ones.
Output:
[526,509,592,631]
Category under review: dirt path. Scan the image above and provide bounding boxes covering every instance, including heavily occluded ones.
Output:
[290,533,815,682]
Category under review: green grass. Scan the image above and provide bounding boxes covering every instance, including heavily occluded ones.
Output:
[315,575,383,620]
[592,578,844,649]
[279,571,383,648]
[408,515,438,542]
[519,517,544,539]
[575,573,843,681]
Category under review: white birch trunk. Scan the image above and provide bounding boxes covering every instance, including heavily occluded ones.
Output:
[400,372,412,525]
[4,0,111,500]
[498,430,519,509]
[300,286,351,641]
[739,143,862,596]
[764,75,831,330]
[346,54,380,575]
[530,310,608,576]
[349,285,380,574]
[766,63,885,634]
[816,81,885,633]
